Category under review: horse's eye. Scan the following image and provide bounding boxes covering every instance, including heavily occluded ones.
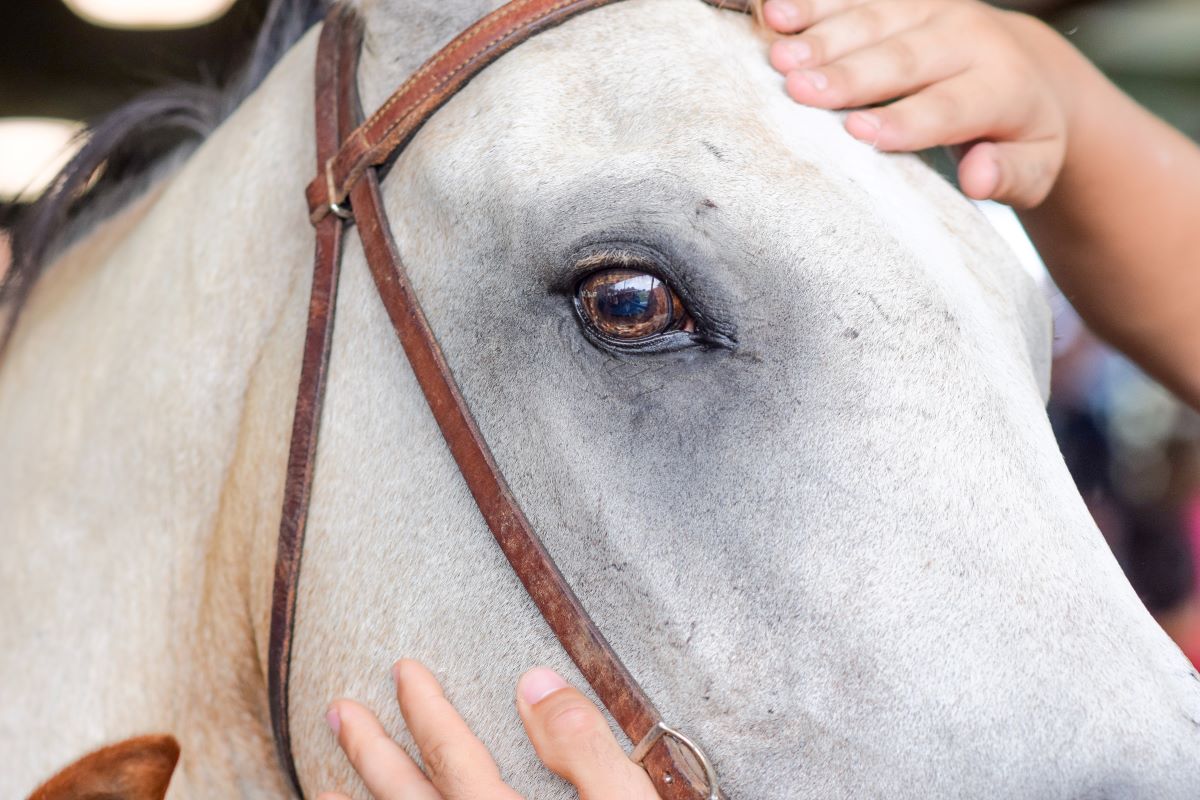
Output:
[575,269,690,341]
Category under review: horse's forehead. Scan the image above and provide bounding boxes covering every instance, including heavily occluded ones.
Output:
[471,4,1040,329]
[388,0,1048,382]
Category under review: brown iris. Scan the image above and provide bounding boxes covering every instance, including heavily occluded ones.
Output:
[576,269,687,341]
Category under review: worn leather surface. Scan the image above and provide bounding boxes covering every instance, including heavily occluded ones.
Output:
[349,166,717,800]
[277,1,756,796]
[306,0,754,222]
[701,0,755,12]
[306,0,643,223]
[268,5,362,797]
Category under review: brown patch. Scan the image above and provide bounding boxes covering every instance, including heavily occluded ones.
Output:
[27,735,179,800]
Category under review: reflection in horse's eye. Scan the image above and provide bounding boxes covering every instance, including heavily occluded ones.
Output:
[576,269,689,341]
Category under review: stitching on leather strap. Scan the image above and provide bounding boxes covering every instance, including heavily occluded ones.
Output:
[329,0,600,206]
[357,0,548,134]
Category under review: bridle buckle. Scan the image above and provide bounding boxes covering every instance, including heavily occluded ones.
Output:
[631,721,720,800]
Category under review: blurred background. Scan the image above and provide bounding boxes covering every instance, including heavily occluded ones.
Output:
[1,0,1198,663]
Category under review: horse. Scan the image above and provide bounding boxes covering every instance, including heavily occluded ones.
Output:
[2,0,1199,796]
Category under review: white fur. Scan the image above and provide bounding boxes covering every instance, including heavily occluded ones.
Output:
[2,1,1198,797]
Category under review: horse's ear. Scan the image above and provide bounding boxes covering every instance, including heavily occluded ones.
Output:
[26,734,180,800]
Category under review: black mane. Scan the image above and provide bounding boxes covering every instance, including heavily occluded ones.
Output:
[0,0,327,349]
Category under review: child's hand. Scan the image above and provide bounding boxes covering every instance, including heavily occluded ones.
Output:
[319,660,661,800]
[763,0,1083,208]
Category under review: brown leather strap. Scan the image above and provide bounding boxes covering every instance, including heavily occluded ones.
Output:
[305,0,752,222]
[702,0,755,12]
[306,0,640,224]
[268,5,362,797]
[273,0,756,796]
[349,167,715,800]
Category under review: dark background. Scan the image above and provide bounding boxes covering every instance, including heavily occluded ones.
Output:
[0,0,270,121]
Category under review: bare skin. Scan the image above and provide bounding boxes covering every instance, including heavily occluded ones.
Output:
[764,0,1200,408]
[319,660,658,799]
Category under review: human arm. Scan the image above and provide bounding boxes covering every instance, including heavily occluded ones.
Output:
[761,0,1200,407]
[1015,48,1200,407]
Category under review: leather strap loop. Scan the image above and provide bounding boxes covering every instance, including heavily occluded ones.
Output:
[306,0,754,222]
[306,0,638,223]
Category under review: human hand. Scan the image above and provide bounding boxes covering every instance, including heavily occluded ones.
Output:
[318,659,660,800]
[762,0,1088,207]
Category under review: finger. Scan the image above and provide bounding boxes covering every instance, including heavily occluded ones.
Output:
[843,72,1014,151]
[393,659,518,800]
[317,794,354,800]
[770,0,935,72]
[516,668,657,800]
[762,0,876,34]
[959,140,1062,208]
[784,24,970,110]
[328,700,441,800]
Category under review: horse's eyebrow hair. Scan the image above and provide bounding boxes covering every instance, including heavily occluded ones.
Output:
[574,250,656,270]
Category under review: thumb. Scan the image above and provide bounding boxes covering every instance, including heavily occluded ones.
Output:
[516,668,658,800]
[959,140,1063,209]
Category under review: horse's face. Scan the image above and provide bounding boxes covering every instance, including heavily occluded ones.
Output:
[295,0,1200,795]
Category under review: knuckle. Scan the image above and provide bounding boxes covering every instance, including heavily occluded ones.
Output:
[988,43,1031,79]
[822,64,854,102]
[921,88,962,127]
[344,729,388,769]
[544,701,606,742]
[789,0,814,24]
[421,737,457,778]
[801,34,825,63]
[882,37,918,75]
[853,4,886,40]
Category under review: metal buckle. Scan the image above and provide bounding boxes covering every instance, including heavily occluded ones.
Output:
[325,157,352,219]
[631,721,720,800]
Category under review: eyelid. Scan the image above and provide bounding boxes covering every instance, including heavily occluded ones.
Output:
[559,239,737,351]
[561,248,664,292]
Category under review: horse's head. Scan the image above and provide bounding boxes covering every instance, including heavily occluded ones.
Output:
[283,0,1200,795]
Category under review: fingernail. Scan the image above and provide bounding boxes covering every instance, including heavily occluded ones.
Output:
[391,659,405,685]
[979,156,1002,197]
[325,706,341,735]
[786,40,811,64]
[847,111,881,133]
[766,0,799,27]
[799,69,827,91]
[845,111,883,146]
[519,667,568,706]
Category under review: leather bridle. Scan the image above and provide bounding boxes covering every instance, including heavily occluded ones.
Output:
[269,2,751,798]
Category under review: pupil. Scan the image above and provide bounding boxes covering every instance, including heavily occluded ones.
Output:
[600,276,657,320]
[576,268,679,341]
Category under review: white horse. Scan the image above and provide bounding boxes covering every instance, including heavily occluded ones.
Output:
[2,0,1198,797]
